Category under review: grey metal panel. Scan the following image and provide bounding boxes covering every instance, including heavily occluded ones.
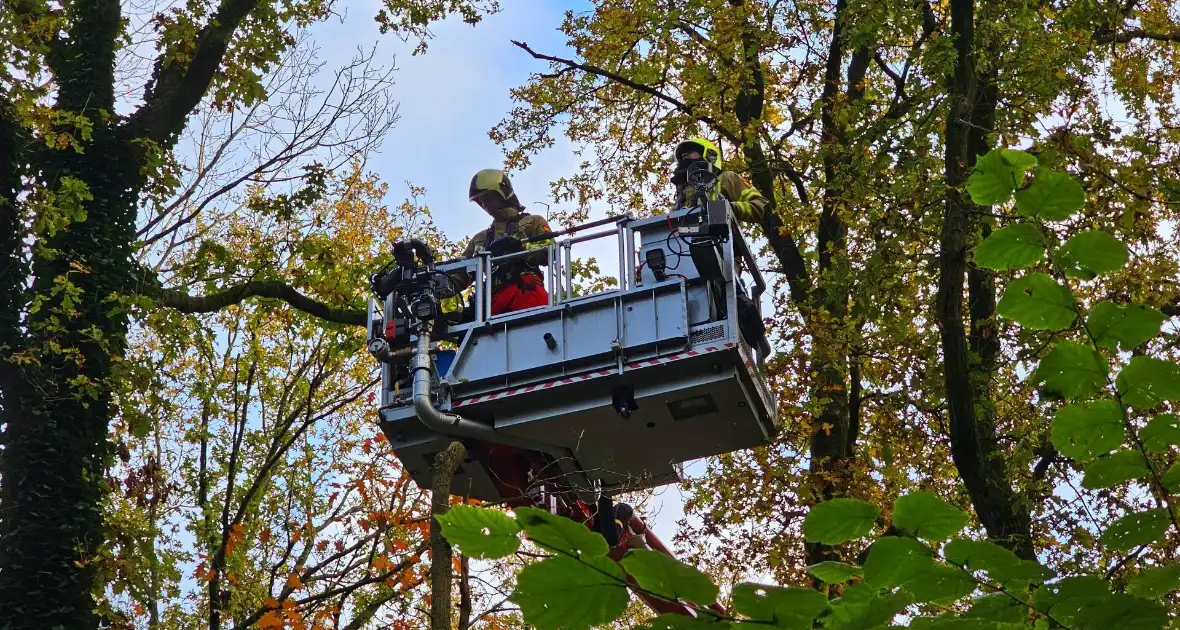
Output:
[447,283,689,396]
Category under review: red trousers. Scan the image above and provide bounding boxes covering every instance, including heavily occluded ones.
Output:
[491,273,549,315]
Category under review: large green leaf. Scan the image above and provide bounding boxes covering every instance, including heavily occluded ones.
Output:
[1031,342,1108,400]
[1140,414,1180,452]
[892,492,969,541]
[968,150,1024,205]
[1031,577,1167,629]
[996,273,1076,330]
[1098,509,1171,551]
[964,593,1027,624]
[1014,168,1085,220]
[802,498,880,545]
[864,537,976,604]
[973,223,1045,271]
[1031,576,1166,629]
[1032,576,1109,619]
[732,584,828,629]
[1086,301,1164,352]
[620,549,718,605]
[1054,231,1129,280]
[512,555,628,630]
[1127,564,1180,599]
[435,505,521,559]
[1116,357,1180,409]
[806,562,863,584]
[822,583,911,630]
[1081,449,1148,489]
[1162,462,1180,492]
[908,619,1027,630]
[635,614,732,629]
[1050,399,1124,461]
[943,538,1054,584]
[864,536,932,587]
[1075,595,1169,630]
[514,507,608,558]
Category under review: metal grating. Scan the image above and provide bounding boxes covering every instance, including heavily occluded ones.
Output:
[690,324,725,345]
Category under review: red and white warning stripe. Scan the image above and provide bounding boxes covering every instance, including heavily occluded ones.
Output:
[451,342,735,408]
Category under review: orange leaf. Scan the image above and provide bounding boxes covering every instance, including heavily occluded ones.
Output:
[260,529,272,544]
[258,611,284,629]
[264,597,280,609]
[287,573,303,590]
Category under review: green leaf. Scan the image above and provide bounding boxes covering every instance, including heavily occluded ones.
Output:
[1140,414,1180,452]
[802,498,879,545]
[968,150,1022,205]
[620,549,718,605]
[1075,594,1169,630]
[806,562,863,584]
[1033,576,1109,619]
[1014,169,1085,220]
[1055,231,1129,279]
[514,507,608,558]
[864,536,932,587]
[823,583,911,630]
[908,619,1027,630]
[1031,342,1108,400]
[635,614,732,629]
[893,492,970,541]
[512,555,628,630]
[973,224,1045,270]
[732,584,828,629]
[435,505,521,559]
[996,273,1076,331]
[965,593,1027,624]
[1116,357,1180,409]
[1050,399,1124,461]
[1127,564,1180,599]
[1162,462,1180,492]
[1099,509,1171,551]
[1000,149,1038,171]
[864,537,975,604]
[1081,449,1148,489]
[1123,568,1180,601]
[1087,301,1165,352]
[944,538,1054,584]
[1031,578,1167,629]
[128,414,151,440]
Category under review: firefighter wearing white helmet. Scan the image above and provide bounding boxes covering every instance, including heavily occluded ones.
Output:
[671,137,768,223]
[459,169,553,315]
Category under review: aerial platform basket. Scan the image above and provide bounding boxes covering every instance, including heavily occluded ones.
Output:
[368,205,778,505]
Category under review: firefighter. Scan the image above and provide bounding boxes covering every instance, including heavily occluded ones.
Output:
[458,169,553,315]
[671,136,769,222]
[671,138,769,347]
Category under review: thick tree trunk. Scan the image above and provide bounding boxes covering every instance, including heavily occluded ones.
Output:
[0,135,142,627]
[938,0,1035,559]
[430,441,467,630]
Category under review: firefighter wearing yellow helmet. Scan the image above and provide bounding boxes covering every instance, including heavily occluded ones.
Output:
[671,137,768,223]
[459,169,553,315]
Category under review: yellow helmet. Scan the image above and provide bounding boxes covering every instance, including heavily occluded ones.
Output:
[674,137,722,169]
[469,169,522,208]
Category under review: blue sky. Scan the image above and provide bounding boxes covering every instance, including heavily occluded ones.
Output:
[310,0,592,241]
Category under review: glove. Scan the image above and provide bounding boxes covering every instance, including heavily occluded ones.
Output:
[486,235,523,255]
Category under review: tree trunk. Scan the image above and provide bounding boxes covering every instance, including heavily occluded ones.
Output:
[430,441,467,630]
[938,0,1035,559]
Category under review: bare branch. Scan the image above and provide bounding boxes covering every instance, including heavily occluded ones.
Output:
[511,40,739,145]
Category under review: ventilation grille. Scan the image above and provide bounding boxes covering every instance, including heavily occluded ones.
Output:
[690,324,725,345]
